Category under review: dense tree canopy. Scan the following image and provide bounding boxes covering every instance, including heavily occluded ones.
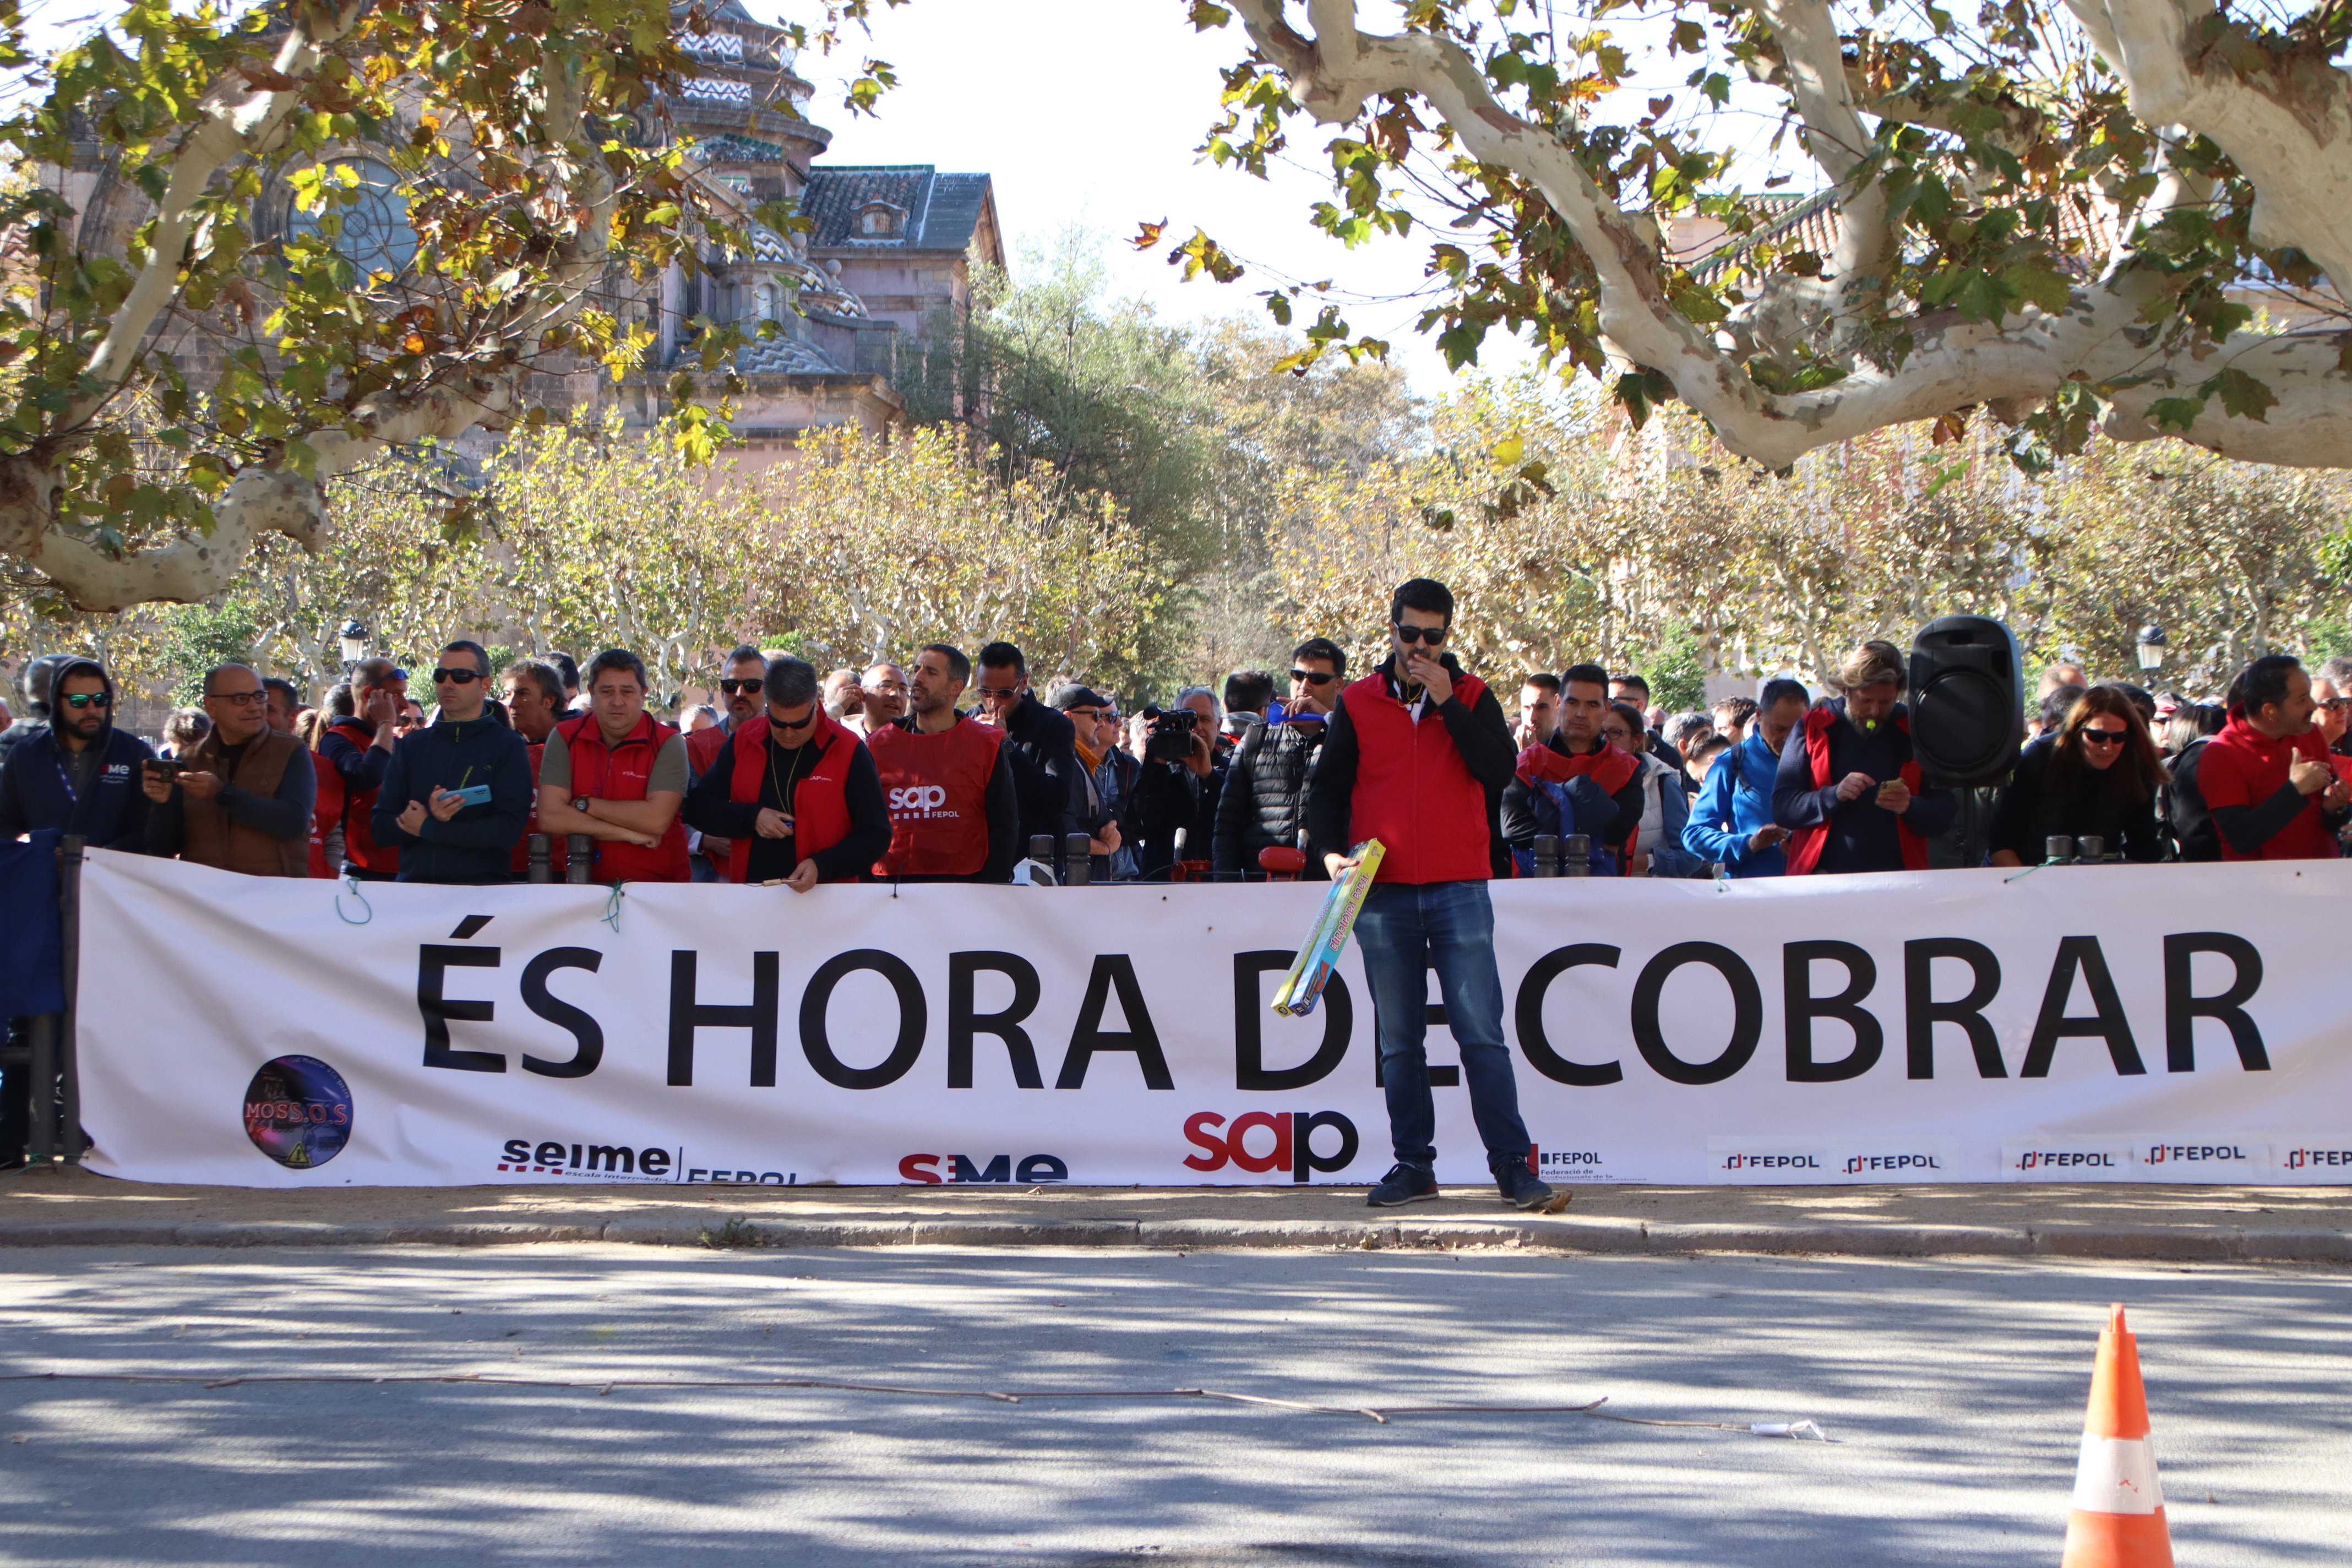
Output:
[1169,0,2352,473]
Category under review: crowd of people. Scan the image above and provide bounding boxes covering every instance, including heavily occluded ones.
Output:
[0,586,2345,892]
[3,578,2349,1199]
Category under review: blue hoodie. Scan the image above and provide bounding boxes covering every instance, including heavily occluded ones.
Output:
[1684,726,1787,877]
[0,659,153,850]
[371,714,532,884]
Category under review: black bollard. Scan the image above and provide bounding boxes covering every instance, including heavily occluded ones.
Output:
[527,834,552,884]
[1533,834,1559,879]
[566,835,593,884]
[1563,834,1592,878]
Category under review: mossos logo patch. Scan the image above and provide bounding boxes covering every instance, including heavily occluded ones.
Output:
[244,1055,353,1170]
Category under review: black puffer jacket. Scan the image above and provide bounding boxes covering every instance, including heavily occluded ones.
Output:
[1212,718,1328,880]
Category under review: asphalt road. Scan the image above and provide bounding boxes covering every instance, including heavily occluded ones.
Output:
[0,1244,2344,1567]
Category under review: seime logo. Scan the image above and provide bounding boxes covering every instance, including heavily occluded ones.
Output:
[2013,1150,2118,1169]
[1183,1110,1359,1183]
[2145,1144,2250,1164]
[499,1138,674,1178]
[1721,1153,1821,1170]
[1844,1153,1943,1174]
[2284,1147,2352,1169]
[899,1153,1068,1184]
[886,785,948,812]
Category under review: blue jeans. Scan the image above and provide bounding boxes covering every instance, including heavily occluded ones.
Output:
[1352,879,1529,1172]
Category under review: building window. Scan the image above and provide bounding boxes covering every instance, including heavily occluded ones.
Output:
[857,203,901,237]
[286,156,416,277]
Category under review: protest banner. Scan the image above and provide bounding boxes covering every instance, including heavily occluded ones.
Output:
[73,850,2352,1188]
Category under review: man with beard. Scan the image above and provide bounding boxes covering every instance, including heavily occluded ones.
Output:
[866,644,1021,883]
[684,645,770,880]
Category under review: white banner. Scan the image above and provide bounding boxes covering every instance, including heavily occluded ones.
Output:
[73,848,2352,1188]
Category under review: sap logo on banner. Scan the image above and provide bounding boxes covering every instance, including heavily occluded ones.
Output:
[498,1138,677,1182]
[1184,1110,1359,1183]
[886,785,950,815]
[1833,1137,1960,1179]
[2002,1136,2136,1180]
[2137,1139,2268,1174]
[1706,1136,1832,1179]
[899,1153,1069,1184]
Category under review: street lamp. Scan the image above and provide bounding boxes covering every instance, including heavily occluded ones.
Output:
[2136,624,2167,672]
[338,620,370,667]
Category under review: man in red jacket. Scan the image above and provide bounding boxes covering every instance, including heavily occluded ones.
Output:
[2199,654,2350,860]
[1305,578,1555,1213]
[535,649,690,883]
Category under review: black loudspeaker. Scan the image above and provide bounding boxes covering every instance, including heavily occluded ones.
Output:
[1908,616,2023,788]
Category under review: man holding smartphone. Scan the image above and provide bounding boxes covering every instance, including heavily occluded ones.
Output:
[1771,640,1958,874]
[373,640,532,885]
[1305,578,1556,1212]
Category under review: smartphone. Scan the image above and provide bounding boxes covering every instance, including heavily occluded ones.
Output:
[447,783,493,808]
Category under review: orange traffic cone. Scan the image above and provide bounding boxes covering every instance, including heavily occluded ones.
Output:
[2061,1304,2175,1568]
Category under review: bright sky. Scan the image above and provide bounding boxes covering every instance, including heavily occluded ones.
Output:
[801,0,1541,393]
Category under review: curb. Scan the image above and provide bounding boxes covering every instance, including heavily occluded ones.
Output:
[0,1215,2345,1262]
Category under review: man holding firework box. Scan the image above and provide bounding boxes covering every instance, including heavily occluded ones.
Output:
[1305,578,1557,1211]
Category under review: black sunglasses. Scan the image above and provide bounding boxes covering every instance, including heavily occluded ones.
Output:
[431,667,481,685]
[59,691,110,709]
[1290,669,1338,685]
[771,706,818,731]
[1392,624,1447,645]
[2079,727,2129,746]
[719,678,763,695]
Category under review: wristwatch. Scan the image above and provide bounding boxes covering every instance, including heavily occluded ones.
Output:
[570,796,590,813]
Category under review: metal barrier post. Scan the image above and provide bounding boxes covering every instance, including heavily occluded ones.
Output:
[2077,834,2106,864]
[2044,834,2076,865]
[1063,833,1091,887]
[1026,835,1054,881]
[57,834,83,1163]
[565,835,592,884]
[1533,834,1560,879]
[527,834,552,884]
[24,1012,54,1166]
[1562,834,1592,878]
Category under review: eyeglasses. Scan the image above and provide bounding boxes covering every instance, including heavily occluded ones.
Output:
[1291,669,1338,685]
[974,685,1020,701]
[1392,624,1447,645]
[719,679,763,695]
[2080,727,2130,747]
[58,692,110,710]
[2318,697,2351,712]
[771,705,818,731]
[209,689,268,706]
[431,667,481,685]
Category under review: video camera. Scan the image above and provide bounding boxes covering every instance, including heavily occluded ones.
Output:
[1140,705,1200,764]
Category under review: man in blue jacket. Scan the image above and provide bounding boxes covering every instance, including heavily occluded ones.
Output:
[0,658,153,850]
[373,640,531,884]
[1684,678,1808,877]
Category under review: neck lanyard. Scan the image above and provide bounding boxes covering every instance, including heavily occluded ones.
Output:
[767,729,811,814]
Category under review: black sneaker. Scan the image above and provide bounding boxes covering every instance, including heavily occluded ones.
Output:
[1493,1157,1561,1212]
[1366,1163,1439,1207]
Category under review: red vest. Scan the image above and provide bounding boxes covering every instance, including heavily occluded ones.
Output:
[722,712,862,882]
[554,712,690,883]
[866,714,1004,877]
[326,718,398,875]
[308,750,341,878]
[1784,705,1929,875]
[506,739,568,880]
[1339,669,1496,885]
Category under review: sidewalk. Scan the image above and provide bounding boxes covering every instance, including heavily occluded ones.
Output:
[3,1168,2348,1261]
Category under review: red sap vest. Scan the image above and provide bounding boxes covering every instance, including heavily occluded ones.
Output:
[1784,705,1929,875]
[308,750,341,879]
[326,717,398,876]
[1340,669,1496,885]
[555,712,690,883]
[722,712,861,882]
[866,714,1004,878]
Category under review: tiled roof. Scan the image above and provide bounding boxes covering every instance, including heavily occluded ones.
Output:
[737,336,847,376]
[1684,184,2117,286]
[801,165,993,252]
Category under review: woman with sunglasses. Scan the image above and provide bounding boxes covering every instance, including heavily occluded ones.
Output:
[1988,685,2166,866]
